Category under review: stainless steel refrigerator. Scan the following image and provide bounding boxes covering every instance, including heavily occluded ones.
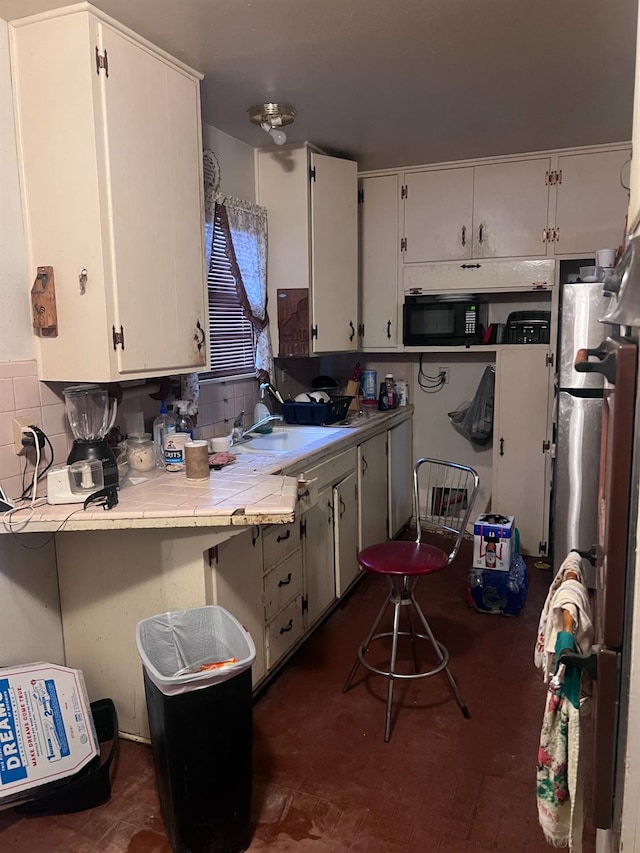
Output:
[552,279,613,587]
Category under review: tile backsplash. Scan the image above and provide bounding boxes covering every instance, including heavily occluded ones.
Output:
[0,361,261,500]
[0,361,69,500]
[0,355,413,500]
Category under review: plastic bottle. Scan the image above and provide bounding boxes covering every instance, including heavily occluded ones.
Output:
[253,384,274,434]
[385,374,396,409]
[152,401,177,449]
[378,381,389,411]
[175,401,195,438]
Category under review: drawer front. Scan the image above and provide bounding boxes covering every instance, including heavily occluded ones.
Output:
[263,550,303,621]
[300,448,357,491]
[263,521,300,571]
[266,597,304,669]
[403,258,556,293]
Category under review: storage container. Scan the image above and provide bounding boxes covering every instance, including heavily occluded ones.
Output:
[281,396,353,425]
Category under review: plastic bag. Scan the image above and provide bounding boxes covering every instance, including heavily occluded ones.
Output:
[136,606,256,695]
[448,365,495,446]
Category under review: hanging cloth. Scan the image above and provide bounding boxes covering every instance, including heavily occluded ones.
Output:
[534,551,593,682]
[536,632,584,852]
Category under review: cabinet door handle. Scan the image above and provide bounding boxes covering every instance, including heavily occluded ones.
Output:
[499,437,504,457]
[461,225,466,247]
[386,320,392,339]
[349,321,355,342]
[278,572,292,587]
[328,500,334,524]
[280,618,294,634]
[276,530,291,542]
[195,320,206,351]
[478,223,484,244]
[251,526,260,548]
[339,496,346,518]
[362,456,368,474]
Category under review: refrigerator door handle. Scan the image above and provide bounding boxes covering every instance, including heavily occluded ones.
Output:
[575,345,617,384]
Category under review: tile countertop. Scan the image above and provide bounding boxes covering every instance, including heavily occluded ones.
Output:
[6,407,412,533]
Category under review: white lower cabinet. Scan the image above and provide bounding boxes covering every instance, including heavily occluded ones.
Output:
[492,347,552,555]
[263,550,303,622]
[358,432,389,550]
[388,418,414,537]
[334,471,360,595]
[261,522,305,670]
[211,527,267,687]
[265,597,304,670]
[302,486,336,629]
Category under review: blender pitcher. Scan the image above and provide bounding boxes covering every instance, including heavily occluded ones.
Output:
[63,384,119,487]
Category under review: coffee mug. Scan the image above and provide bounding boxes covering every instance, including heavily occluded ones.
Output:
[596,248,616,269]
[209,436,231,453]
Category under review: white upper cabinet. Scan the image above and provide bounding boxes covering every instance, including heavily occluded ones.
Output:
[404,167,474,262]
[10,5,207,383]
[257,145,358,356]
[358,174,399,348]
[310,152,359,352]
[402,158,550,263]
[552,149,631,254]
[472,158,550,258]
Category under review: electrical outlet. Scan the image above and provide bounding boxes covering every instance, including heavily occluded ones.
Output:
[439,366,449,384]
[13,416,39,454]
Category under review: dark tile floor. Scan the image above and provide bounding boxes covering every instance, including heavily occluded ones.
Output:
[0,538,596,852]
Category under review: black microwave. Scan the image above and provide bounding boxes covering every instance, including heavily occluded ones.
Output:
[403,295,487,346]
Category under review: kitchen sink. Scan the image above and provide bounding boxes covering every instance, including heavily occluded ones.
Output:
[235,425,348,454]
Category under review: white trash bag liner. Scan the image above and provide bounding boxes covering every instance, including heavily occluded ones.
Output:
[136,606,256,696]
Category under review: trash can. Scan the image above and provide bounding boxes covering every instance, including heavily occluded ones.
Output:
[136,606,256,853]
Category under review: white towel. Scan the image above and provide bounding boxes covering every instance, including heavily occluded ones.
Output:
[534,552,593,682]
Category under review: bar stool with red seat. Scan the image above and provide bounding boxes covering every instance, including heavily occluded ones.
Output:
[343,457,480,741]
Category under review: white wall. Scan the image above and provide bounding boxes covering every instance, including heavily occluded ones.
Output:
[0,19,33,363]
[0,535,64,665]
[202,122,256,201]
[0,19,63,666]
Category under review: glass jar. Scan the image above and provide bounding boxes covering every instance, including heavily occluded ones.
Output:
[126,433,157,472]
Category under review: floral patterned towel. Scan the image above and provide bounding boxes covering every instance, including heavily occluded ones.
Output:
[537,684,583,850]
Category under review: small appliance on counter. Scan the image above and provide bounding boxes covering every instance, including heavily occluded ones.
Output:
[505,310,551,344]
[63,384,119,487]
[47,460,104,504]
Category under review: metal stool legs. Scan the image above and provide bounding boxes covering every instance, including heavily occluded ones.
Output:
[343,575,470,741]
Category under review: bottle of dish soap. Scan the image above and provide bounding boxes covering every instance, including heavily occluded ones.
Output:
[253,384,274,434]
[152,400,177,449]
[175,401,195,438]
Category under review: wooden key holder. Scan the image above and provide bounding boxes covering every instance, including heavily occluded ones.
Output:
[31,265,58,337]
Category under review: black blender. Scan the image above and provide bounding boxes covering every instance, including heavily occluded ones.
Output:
[63,384,119,487]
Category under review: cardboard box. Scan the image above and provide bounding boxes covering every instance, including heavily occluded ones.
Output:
[0,662,98,803]
[473,514,515,571]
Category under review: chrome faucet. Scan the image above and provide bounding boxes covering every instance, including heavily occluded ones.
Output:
[230,410,284,445]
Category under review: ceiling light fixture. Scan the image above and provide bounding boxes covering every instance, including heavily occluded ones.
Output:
[248,103,296,146]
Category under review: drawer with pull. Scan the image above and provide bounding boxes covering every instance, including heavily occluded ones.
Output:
[262,520,299,571]
[265,596,304,670]
[263,550,303,621]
